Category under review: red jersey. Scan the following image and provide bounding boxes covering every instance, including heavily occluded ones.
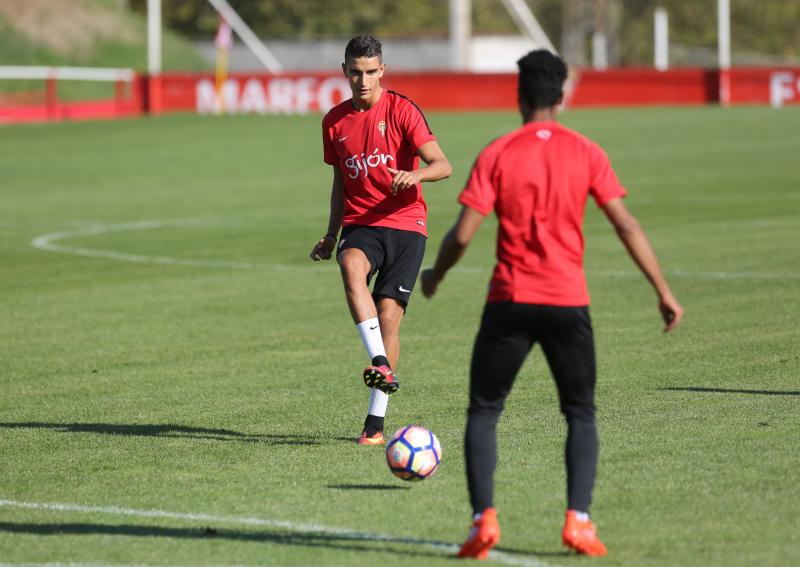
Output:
[322,90,437,236]
[459,121,626,306]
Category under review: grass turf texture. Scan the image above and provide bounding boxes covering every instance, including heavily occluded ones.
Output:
[1,106,799,566]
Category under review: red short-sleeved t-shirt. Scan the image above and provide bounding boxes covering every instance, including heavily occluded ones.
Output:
[322,90,437,236]
[459,121,626,306]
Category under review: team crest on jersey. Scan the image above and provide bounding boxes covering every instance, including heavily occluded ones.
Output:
[377,120,386,136]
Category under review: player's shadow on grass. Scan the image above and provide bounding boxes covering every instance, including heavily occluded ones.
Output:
[661,387,800,396]
[493,544,572,558]
[0,521,450,560]
[0,521,566,560]
[327,483,411,491]
[331,435,370,443]
[0,422,321,445]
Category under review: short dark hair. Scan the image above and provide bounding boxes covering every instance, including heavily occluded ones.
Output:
[517,50,567,110]
[344,34,382,62]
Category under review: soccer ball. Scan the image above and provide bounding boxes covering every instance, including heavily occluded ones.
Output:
[385,425,442,481]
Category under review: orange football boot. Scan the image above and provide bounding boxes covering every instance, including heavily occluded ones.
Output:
[562,510,607,556]
[356,430,385,446]
[457,507,500,560]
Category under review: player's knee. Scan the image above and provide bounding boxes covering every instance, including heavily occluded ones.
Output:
[378,305,403,328]
[468,397,505,417]
[561,401,596,423]
[339,251,370,282]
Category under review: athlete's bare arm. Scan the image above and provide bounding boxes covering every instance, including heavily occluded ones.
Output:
[310,167,345,261]
[420,205,485,298]
[387,140,452,195]
[601,197,684,331]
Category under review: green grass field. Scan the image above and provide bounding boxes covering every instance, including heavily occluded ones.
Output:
[1,106,799,566]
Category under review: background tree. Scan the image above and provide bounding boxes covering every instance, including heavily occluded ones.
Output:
[127,0,799,66]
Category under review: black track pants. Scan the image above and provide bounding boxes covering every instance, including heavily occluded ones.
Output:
[465,301,599,514]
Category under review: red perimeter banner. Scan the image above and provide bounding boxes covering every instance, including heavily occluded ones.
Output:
[150,71,518,114]
[728,68,800,106]
[3,68,799,125]
[149,68,800,115]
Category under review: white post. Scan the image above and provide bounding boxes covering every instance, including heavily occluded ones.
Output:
[207,0,283,74]
[449,0,471,70]
[147,0,161,74]
[499,0,558,53]
[592,32,608,70]
[654,7,668,71]
[717,0,731,105]
[718,0,731,70]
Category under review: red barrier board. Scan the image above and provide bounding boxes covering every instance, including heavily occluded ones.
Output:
[149,69,728,115]
[729,68,800,107]
[0,99,141,125]
[382,73,517,110]
[148,72,519,114]
[0,76,145,125]
[568,68,719,107]
[149,72,352,115]
[3,68,799,125]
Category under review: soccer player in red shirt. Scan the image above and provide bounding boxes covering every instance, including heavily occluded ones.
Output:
[309,35,452,445]
[420,50,683,558]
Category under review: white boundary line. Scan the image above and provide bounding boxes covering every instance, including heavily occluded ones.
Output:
[0,66,135,81]
[30,221,296,272]
[0,498,554,567]
[29,220,800,280]
[0,564,341,567]
[0,562,346,567]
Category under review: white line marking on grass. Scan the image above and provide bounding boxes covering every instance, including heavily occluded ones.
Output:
[0,499,554,567]
[31,220,799,280]
[589,269,800,280]
[0,564,346,567]
[31,221,298,272]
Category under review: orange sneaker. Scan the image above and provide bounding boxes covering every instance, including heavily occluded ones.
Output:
[363,365,400,394]
[356,430,385,446]
[457,507,500,560]
[562,510,607,556]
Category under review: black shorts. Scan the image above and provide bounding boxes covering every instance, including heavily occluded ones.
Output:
[337,225,427,309]
[470,302,596,417]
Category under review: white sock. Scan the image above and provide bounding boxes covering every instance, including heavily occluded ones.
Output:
[356,318,387,360]
[356,318,389,418]
[367,389,389,417]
